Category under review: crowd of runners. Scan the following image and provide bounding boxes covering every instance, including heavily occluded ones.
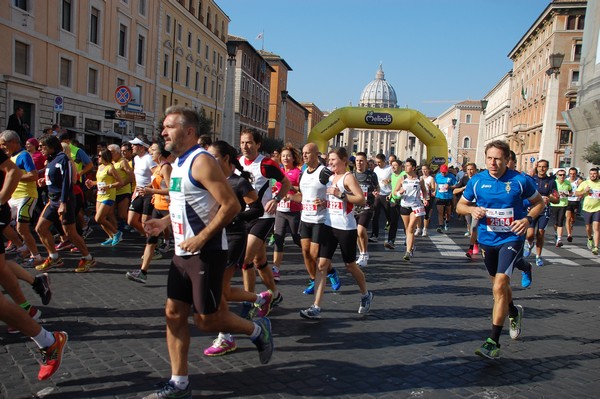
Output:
[1,106,600,398]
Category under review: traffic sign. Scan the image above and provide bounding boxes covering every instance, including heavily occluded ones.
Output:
[114,86,132,106]
[119,120,127,128]
[54,96,64,112]
[114,109,146,121]
[126,103,143,112]
[530,157,535,163]
[105,110,116,119]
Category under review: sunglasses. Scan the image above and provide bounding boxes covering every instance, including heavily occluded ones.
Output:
[557,174,565,176]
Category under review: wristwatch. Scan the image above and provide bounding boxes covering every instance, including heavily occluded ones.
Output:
[525,215,534,224]
[339,192,347,200]
[273,195,282,202]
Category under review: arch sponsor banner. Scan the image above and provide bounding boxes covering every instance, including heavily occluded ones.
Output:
[307,107,448,166]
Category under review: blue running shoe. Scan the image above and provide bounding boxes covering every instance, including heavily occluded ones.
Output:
[523,242,532,258]
[251,317,274,364]
[142,381,192,399]
[303,280,315,295]
[521,269,532,289]
[535,255,544,267]
[101,237,114,246]
[327,269,341,291]
[112,230,123,246]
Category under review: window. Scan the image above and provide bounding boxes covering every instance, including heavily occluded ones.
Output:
[195,71,199,90]
[14,0,27,11]
[203,76,207,94]
[62,0,72,32]
[465,114,472,123]
[197,38,202,54]
[136,85,143,103]
[205,44,209,60]
[175,60,180,82]
[163,54,169,77]
[118,24,127,57]
[567,16,577,30]
[15,41,29,75]
[559,130,573,146]
[137,34,145,65]
[60,58,71,87]
[88,68,98,95]
[574,43,582,62]
[185,66,190,87]
[187,32,192,48]
[139,0,146,16]
[177,24,182,41]
[571,70,580,86]
[463,137,471,148]
[90,7,100,44]
[166,15,171,34]
[117,77,125,86]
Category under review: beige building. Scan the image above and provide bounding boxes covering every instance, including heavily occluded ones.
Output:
[477,73,512,167]
[301,102,325,138]
[507,0,586,170]
[282,94,308,149]
[436,100,484,168]
[259,50,292,142]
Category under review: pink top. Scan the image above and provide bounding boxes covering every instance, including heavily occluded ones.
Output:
[276,166,302,212]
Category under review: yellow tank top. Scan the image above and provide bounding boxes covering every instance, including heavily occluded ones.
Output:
[114,159,132,196]
[96,164,116,202]
[10,150,38,199]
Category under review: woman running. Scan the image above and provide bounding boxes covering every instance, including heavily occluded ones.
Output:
[85,149,124,246]
[394,158,429,261]
[271,144,302,281]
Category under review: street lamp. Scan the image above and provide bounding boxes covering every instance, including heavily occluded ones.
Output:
[279,90,288,141]
[539,52,565,165]
[451,118,458,166]
[223,41,238,145]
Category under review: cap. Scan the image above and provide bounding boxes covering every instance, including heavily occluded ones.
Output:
[440,164,448,172]
[129,137,149,148]
[26,138,39,148]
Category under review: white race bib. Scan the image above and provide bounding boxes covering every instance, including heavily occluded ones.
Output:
[277,199,291,212]
[302,200,318,216]
[438,184,449,193]
[327,196,344,215]
[97,181,107,195]
[412,206,426,217]
[486,208,514,232]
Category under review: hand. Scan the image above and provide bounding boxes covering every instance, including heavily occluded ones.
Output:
[470,206,487,220]
[143,218,169,236]
[178,235,204,253]
[37,178,46,187]
[542,196,549,205]
[58,203,65,216]
[85,179,94,189]
[264,199,277,215]
[511,218,529,236]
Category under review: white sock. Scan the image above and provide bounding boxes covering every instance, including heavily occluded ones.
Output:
[50,253,59,260]
[250,322,261,340]
[83,254,93,260]
[255,294,264,306]
[170,375,189,390]
[17,245,28,252]
[31,328,55,349]
[221,333,233,341]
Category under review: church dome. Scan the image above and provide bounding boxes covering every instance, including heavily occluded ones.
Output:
[359,64,398,108]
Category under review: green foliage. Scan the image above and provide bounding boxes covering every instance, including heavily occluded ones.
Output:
[582,142,600,166]
[261,136,285,154]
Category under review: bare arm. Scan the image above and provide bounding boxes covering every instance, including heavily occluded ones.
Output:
[0,159,22,205]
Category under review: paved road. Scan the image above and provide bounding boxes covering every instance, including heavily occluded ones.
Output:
[1,219,600,399]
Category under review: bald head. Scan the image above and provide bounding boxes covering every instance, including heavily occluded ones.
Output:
[302,143,319,168]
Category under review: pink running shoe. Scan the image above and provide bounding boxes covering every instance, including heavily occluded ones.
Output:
[472,244,480,255]
[256,290,273,318]
[203,334,237,356]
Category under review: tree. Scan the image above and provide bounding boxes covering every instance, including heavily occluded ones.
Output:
[582,141,600,166]
[261,136,284,155]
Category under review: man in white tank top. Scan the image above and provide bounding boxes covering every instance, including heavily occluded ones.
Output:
[141,107,274,399]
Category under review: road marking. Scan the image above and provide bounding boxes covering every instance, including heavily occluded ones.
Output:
[427,234,467,258]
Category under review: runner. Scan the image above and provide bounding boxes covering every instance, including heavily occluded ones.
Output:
[299,147,373,319]
[352,152,379,267]
[575,167,600,255]
[434,164,456,233]
[394,158,429,261]
[565,167,583,242]
[107,144,134,234]
[453,163,479,258]
[416,164,436,236]
[142,107,273,399]
[127,137,156,236]
[457,140,543,359]
[369,153,393,243]
[550,169,571,247]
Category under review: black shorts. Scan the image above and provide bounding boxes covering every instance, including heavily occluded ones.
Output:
[479,240,523,278]
[167,251,227,315]
[246,218,275,242]
[533,211,550,231]
[566,201,580,213]
[354,210,373,228]
[226,230,247,268]
[318,224,358,264]
[551,206,567,227]
[299,221,325,242]
[147,209,170,244]
[129,194,154,216]
[399,206,412,216]
[42,197,77,225]
[436,198,452,207]
[116,193,131,205]
[0,204,11,254]
[583,210,600,225]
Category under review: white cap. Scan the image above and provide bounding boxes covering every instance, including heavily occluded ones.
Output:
[129,137,149,148]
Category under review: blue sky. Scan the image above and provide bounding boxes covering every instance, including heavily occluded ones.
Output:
[218,0,550,117]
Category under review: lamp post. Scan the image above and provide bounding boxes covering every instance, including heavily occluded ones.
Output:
[279,90,288,142]
[475,99,488,167]
[451,118,458,167]
[223,41,237,146]
[539,53,564,166]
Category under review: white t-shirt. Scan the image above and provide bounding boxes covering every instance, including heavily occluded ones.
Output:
[374,165,393,195]
[134,152,157,187]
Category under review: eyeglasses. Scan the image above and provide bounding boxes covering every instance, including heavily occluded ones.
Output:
[557,174,565,176]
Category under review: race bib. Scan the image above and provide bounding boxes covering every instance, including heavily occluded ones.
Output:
[412,206,426,217]
[302,200,318,216]
[277,199,291,212]
[97,182,107,195]
[327,196,344,215]
[591,189,600,199]
[170,207,184,238]
[486,208,514,232]
[438,184,449,193]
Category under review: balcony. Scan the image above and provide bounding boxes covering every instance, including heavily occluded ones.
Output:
[512,123,528,133]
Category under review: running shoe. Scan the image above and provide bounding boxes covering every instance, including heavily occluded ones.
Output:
[251,317,273,364]
[403,251,410,261]
[38,331,68,381]
[100,237,114,246]
[556,238,563,248]
[32,273,52,305]
[203,334,237,356]
[158,240,172,254]
[303,280,315,295]
[421,228,428,237]
[55,241,74,251]
[521,266,533,289]
[5,243,17,254]
[36,257,64,271]
[436,226,443,234]
[81,226,93,239]
[22,256,45,268]
[8,306,41,334]
[587,238,594,250]
[356,254,368,268]
[466,248,473,259]
[272,292,283,307]
[415,228,422,236]
[567,235,573,243]
[267,234,275,247]
[535,255,544,267]
[256,290,273,318]
[444,221,449,231]
[475,338,501,359]
[142,381,192,399]
[509,305,524,340]
[70,247,80,253]
[327,269,341,291]
[464,231,471,237]
[239,301,254,320]
[300,305,322,319]
[74,258,96,273]
[523,242,532,258]
[112,230,123,246]
[384,222,390,231]
[368,235,378,243]
[593,246,599,256]
[384,241,395,250]
[126,269,147,283]
[272,266,280,282]
[472,244,480,255]
[358,291,374,314]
